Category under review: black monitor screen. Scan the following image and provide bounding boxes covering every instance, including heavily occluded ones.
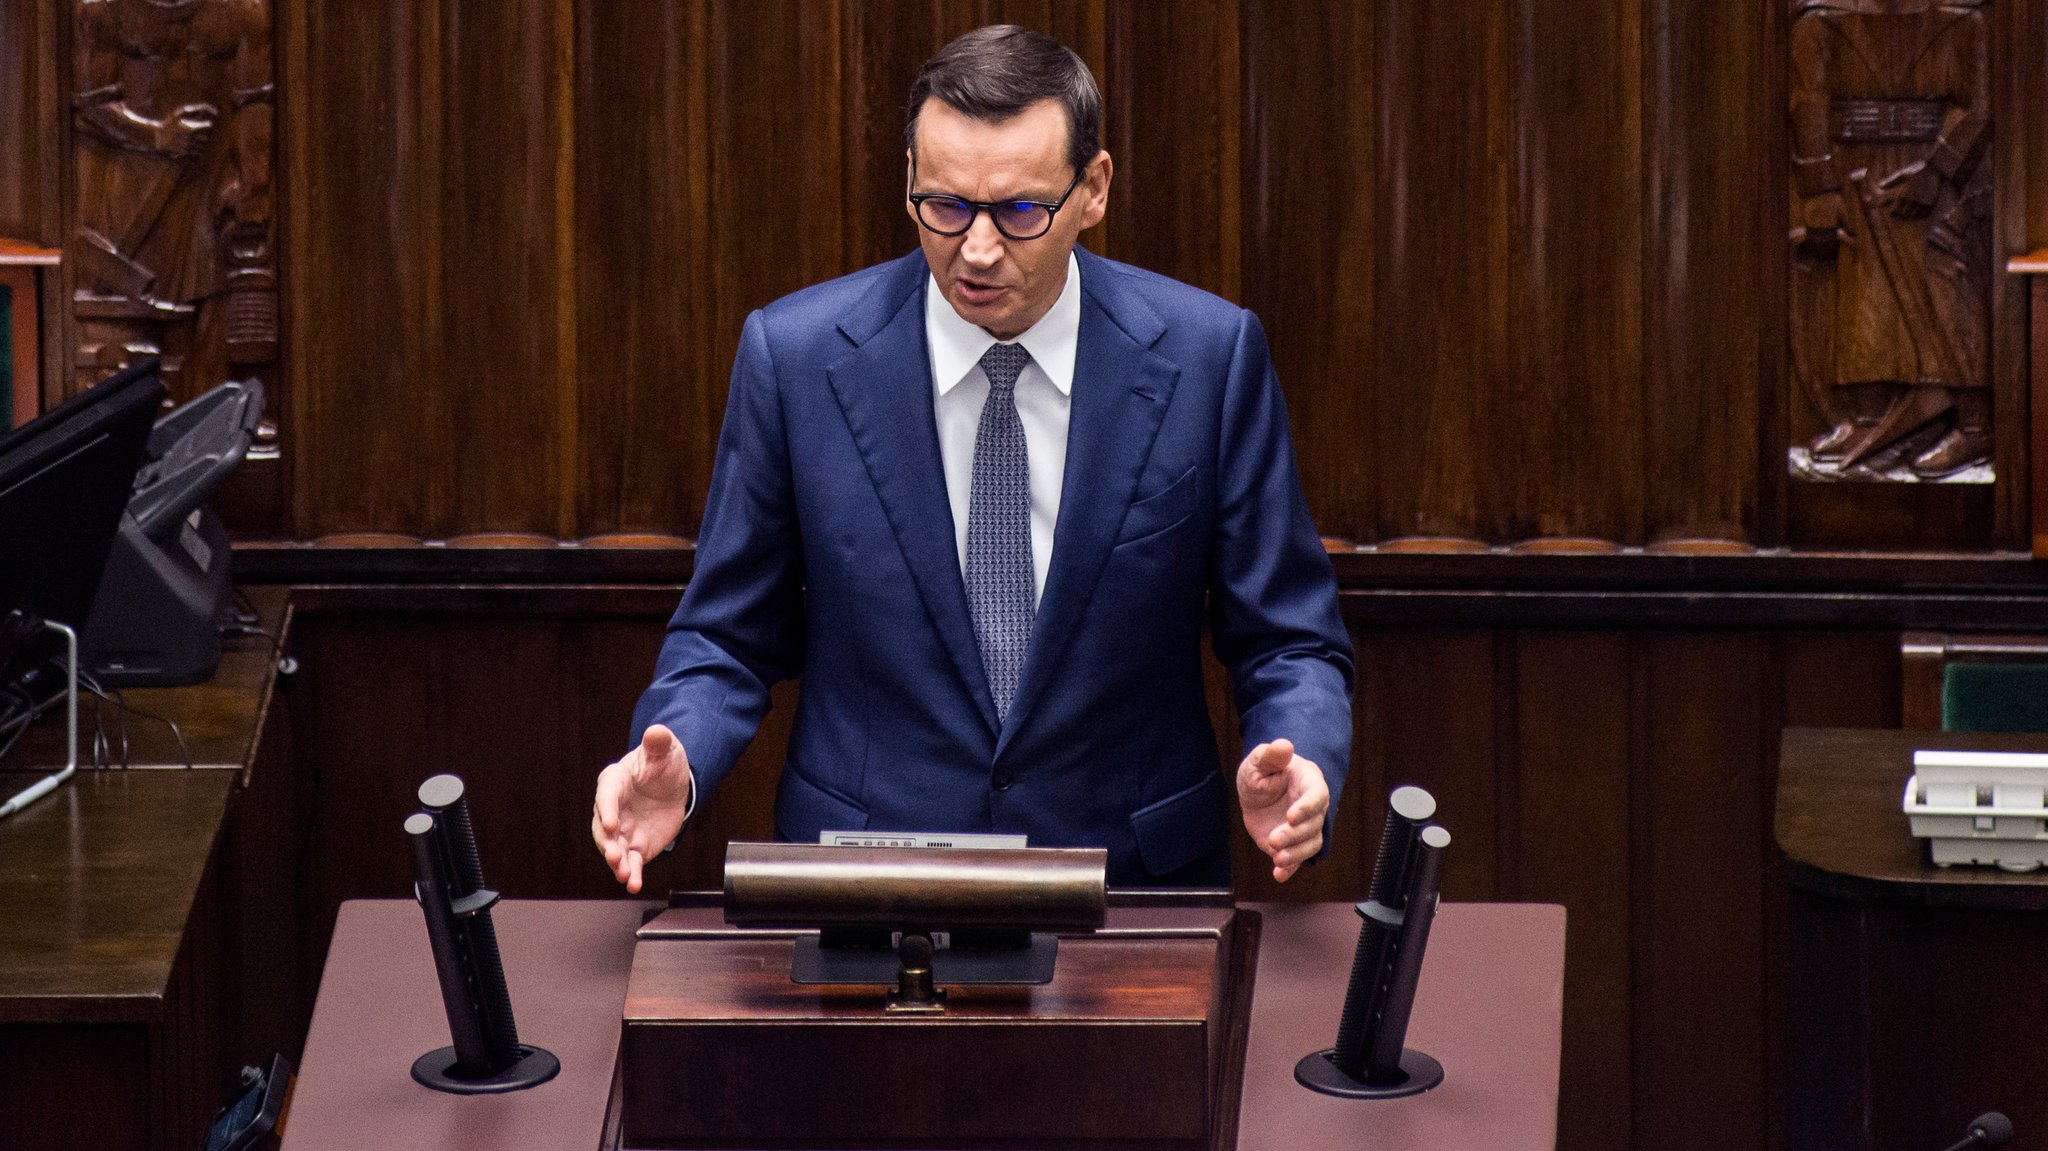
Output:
[0,358,165,633]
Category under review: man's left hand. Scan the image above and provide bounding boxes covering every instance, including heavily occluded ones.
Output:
[1236,738,1327,882]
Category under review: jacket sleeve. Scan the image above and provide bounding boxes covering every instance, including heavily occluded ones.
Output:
[1206,308,1356,852]
[630,309,806,803]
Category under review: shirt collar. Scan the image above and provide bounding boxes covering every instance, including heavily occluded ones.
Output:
[926,251,1080,397]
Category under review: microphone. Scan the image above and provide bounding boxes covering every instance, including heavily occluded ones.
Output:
[1938,1112,2013,1151]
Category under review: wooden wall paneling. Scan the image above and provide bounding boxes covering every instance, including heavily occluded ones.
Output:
[1992,0,2031,547]
[434,616,592,895]
[284,597,777,910]
[700,0,846,475]
[1369,2,1509,544]
[157,829,236,1151]
[2034,265,2048,555]
[311,612,667,901]
[0,0,60,244]
[255,0,2048,551]
[2022,0,2048,249]
[1641,0,1765,546]
[1358,629,1501,900]
[840,2,944,275]
[1765,629,1894,1151]
[1859,908,2048,1151]
[1780,629,1900,729]
[438,0,571,536]
[297,616,451,906]
[1513,631,1634,1151]
[573,1,711,538]
[1505,0,1643,545]
[1101,0,1238,301]
[1786,478,1997,548]
[222,664,312,1068]
[284,0,447,536]
[1634,632,1771,1151]
[1759,0,1794,548]
[1239,1,1376,546]
[1771,888,1870,1151]
[286,0,572,539]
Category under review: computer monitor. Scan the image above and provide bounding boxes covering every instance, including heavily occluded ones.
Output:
[0,358,165,646]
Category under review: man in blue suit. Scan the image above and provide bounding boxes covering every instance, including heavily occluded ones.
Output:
[594,25,1352,890]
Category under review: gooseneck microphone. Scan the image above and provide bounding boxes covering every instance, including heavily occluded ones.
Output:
[1938,1111,2013,1151]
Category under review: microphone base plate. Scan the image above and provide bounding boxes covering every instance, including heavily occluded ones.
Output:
[1293,1047,1444,1099]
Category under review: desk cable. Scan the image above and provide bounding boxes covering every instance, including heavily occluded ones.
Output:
[0,621,79,819]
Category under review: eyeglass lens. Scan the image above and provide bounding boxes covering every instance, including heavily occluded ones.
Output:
[917,198,1054,239]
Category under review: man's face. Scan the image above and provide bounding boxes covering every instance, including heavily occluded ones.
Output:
[908,97,1111,341]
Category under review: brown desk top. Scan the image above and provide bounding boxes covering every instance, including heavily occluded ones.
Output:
[13,586,290,772]
[0,768,235,1021]
[283,900,655,1151]
[1,587,288,1021]
[1777,726,2048,909]
[285,900,1563,1151]
[1239,902,1563,1151]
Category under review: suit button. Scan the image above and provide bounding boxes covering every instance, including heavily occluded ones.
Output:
[991,771,1015,791]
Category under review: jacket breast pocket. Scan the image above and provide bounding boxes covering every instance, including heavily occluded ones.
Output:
[1113,467,1203,548]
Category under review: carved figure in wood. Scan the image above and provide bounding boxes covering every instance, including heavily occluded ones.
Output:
[1789,0,1991,480]
[71,0,274,396]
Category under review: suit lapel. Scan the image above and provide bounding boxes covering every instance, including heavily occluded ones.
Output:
[828,257,1002,735]
[998,252,1179,756]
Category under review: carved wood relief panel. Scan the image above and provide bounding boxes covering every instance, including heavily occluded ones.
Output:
[71,0,276,401]
[1788,0,1994,484]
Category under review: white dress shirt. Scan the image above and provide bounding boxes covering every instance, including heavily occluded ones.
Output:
[924,251,1080,607]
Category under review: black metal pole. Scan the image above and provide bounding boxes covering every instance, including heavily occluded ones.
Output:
[1331,785,1435,1077]
[406,812,492,1072]
[1365,824,1449,1081]
[419,774,520,1061]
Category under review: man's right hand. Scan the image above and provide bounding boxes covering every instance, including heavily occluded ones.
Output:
[591,724,693,894]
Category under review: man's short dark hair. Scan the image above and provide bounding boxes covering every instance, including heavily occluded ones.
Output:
[906,25,1102,177]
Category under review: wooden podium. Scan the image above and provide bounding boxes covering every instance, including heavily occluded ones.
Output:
[621,897,1258,1149]
[281,897,1564,1151]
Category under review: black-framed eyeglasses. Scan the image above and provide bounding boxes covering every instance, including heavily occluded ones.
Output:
[908,166,1084,241]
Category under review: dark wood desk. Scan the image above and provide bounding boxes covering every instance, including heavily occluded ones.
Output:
[0,588,289,1151]
[13,588,291,774]
[282,899,1564,1151]
[1776,727,2048,1151]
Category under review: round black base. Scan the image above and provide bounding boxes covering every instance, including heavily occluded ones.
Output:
[1294,1047,1445,1099]
[410,1045,560,1095]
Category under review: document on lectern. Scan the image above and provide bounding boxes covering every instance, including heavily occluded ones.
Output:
[819,830,1028,849]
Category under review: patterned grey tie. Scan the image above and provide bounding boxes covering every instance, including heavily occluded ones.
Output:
[966,342,1035,723]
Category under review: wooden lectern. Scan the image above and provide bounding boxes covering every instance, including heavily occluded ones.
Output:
[622,896,1259,1149]
[277,897,1566,1151]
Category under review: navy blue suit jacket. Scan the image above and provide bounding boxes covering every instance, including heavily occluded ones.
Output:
[633,247,1353,885]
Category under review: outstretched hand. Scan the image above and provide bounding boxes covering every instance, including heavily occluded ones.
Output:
[1236,738,1327,882]
[591,724,693,893]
